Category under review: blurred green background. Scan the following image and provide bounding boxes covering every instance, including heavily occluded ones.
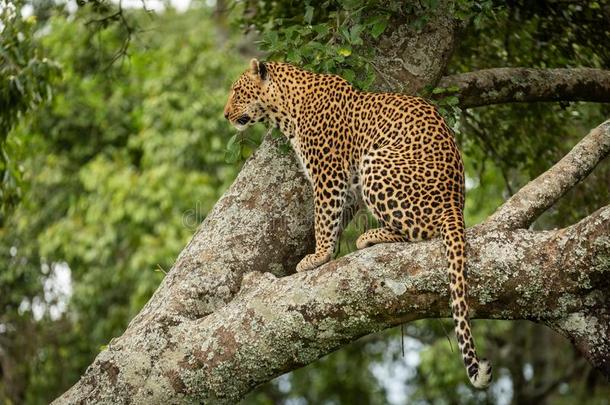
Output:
[1,1,609,404]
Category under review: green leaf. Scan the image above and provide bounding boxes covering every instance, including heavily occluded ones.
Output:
[339,26,351,42]
[371,19,388,39]
[225,146,241,163]
[341,68,356,82]
[312,24,329,38]
[338,47,352,57]
[350,25,364,45]
[287,49,302,63]
[445,96,460,106]
[226,133,238,151]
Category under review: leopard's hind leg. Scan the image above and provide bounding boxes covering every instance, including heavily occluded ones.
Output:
[358,147,439,246]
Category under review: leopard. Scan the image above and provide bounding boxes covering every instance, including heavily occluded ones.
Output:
[224,59,492,388]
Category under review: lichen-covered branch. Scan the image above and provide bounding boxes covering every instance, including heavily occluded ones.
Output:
[54,203,610,404]
[481,120,610,231]
[437,68,610,108]
[53,134,315,404]
[53,126,610,404]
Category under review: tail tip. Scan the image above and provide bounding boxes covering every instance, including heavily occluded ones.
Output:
[470,358,492,389]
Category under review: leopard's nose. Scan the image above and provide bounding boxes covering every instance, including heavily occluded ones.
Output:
[224,112,229,120]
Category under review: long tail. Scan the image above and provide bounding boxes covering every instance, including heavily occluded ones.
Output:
[440,211,492,389]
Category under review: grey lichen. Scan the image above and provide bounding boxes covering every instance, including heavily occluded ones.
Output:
[558,312,606,355]
[592,236,610,273]
[560,312,591,338]
[384,278,407,296]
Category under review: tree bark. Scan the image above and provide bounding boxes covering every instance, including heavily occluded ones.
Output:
[437,68,610,108]
[371,4,461,93]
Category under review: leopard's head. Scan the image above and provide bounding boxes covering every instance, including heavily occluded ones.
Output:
[224,59,269,131]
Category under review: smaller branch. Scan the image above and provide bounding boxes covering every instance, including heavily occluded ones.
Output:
[482,120,610,231]
[105,1,134,69]
[438,68,610,108]
[82,0,135,69]
[84,10,122,26]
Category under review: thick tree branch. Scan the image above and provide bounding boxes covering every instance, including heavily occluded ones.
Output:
[55,204,610,404]
[482,120,610,231]
[54,135,314,404]
[55,123,610,404]
[437,68,610,108]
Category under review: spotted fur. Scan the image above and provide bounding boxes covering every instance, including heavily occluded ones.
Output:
[224,59,492,388]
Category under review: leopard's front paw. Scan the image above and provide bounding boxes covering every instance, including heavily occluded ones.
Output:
[296,252,331,272]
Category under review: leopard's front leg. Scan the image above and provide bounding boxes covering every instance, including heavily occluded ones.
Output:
[296,172,349,272]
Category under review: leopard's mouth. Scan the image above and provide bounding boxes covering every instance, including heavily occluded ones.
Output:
[236,114,251,125]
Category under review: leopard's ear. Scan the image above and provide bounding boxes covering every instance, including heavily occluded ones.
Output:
[250,58,268,81]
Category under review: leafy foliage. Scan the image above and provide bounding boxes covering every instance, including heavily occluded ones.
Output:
[240,0,385,88]
[449,0,610,227]
[237,0,496,90]
[0,0,60,223]
[0,7,261,403]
